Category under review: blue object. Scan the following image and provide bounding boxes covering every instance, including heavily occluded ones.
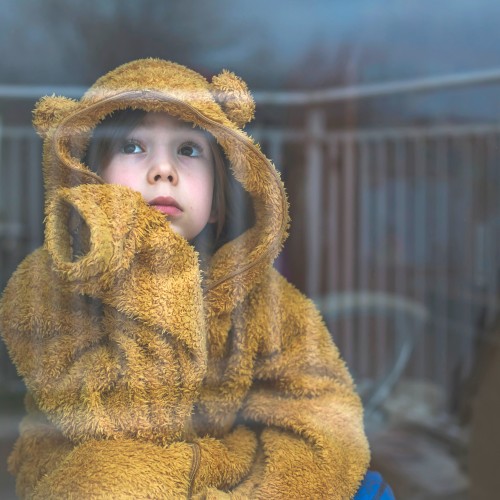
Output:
[353,471,395,499]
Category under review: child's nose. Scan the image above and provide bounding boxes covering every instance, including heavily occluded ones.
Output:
[147,155,178,185]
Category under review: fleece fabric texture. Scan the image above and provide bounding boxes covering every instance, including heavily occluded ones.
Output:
[0,59,370,499]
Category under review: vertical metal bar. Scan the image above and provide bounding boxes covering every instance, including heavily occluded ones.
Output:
[394,137,410,377]
[414,135,428,380]
[342,136,356,292]
[435,136,449,392]
[462,136,475,381]
[324,138,345,362]
[341,136,356,368]
[472,133,496,384]
[266,132,283,173]
[326,138,340,295]
[357,139,371,379]
[375,138,388,379]
[305,109,325,297]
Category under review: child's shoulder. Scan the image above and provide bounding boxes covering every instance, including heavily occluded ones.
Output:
[249,267,326,329]
[1,247,57,307]
[254,267,319,307]
[3,247,51,288]
[245,267,339,360]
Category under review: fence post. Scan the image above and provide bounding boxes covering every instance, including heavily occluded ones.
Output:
[305,108,325,297]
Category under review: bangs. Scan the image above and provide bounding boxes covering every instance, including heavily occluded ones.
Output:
[84,109,148,173]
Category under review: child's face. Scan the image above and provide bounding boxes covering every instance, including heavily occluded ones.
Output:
[101,112,216,241]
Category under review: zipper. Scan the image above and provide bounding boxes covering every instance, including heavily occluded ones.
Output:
[188,442,201,498]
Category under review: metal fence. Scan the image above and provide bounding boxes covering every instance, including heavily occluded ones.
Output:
[254,120,500,404]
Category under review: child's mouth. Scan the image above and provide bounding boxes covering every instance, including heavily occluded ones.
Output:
[153,205,182,216]
[149,197,182,216]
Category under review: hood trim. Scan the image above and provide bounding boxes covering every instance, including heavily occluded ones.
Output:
[50,89,288,295]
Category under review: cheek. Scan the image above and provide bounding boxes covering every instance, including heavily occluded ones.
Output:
[187,170,215,209]
[101,165,138,188]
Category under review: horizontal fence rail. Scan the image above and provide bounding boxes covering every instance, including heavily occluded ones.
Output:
[2,66,500,103]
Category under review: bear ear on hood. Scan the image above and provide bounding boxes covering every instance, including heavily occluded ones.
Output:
[211,70,255,128]
[32,95,80,138]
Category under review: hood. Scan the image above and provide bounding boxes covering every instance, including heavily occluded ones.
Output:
[33,59,289,311]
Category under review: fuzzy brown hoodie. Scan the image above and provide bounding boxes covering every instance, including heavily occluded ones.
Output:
[0,59,370,499]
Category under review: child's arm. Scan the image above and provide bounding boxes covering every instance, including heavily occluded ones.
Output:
[235,271,370,499]
[9,393,258,498]
[13,424,256,499]
[0,184,206,445]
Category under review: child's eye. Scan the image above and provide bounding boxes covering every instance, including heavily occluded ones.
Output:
[121,141,144,154]
[178,142,202,158]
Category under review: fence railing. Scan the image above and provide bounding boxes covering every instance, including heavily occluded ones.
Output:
[252,120,500,401]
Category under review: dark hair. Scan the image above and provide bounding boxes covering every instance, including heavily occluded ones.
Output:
[83,109,254,257]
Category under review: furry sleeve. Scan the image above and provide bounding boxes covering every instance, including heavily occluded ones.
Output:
[0,184,207,445]
[235,271,370,499]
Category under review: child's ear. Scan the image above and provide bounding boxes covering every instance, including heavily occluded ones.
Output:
[32,95,80,138]
[211,70,255,128]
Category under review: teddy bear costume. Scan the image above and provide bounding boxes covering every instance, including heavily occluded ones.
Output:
[0,59,370,498]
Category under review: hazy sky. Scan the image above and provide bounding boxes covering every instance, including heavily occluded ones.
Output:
[1,0,499,121]
[2,0,500,87]
[196,0,500,87]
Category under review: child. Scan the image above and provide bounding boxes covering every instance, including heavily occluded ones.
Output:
[0,59,370,498]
